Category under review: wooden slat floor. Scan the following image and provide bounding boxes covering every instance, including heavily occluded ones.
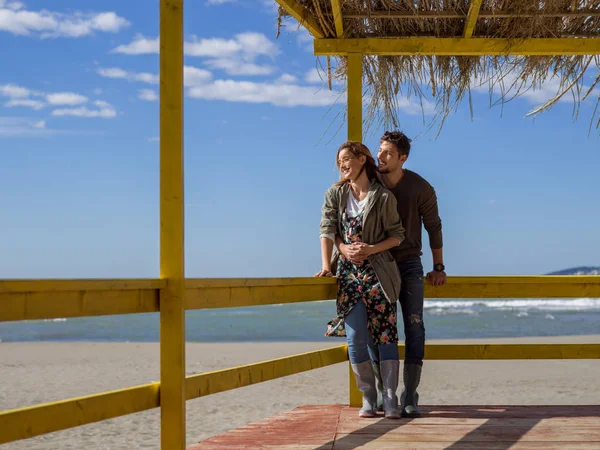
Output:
[188,404,600,450]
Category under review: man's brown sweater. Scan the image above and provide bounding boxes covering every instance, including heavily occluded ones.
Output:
[386,169,443,263]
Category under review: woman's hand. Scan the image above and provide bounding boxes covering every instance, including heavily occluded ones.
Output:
[340,242,371,264]
[314,268,334,277]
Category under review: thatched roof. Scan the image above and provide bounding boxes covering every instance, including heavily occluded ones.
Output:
[276,1,600,135]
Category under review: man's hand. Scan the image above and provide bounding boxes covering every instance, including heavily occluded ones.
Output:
[339,242,370,264]
[426,270,447,286]
[314,268,333,277]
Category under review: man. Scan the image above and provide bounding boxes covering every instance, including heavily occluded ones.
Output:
[337,130,446,417]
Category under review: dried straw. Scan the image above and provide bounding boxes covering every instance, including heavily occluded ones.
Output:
[277,0,600,135]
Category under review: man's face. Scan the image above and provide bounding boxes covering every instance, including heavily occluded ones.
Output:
[377,141,405,174]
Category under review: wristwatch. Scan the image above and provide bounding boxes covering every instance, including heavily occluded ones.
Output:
[433,263,445,272]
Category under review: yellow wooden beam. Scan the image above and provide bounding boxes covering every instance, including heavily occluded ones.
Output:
[421,344,600,360]
[425,276,600,299]
[314,37,600,56]
[330,0,344,37]
[0,383,160,445]
[0,278,164,293]
[463,0,483,38]
[275,0,325,38]
[186,345,348,399]
[159,0,186,449]
[2,276,599,322]
[185,277,337,310]
[0,289,159,322]
[346,53,362,142]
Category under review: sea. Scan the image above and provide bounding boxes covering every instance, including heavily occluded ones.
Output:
[1,297,599,342]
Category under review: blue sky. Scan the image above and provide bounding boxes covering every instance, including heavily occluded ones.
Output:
[0,0,598,279]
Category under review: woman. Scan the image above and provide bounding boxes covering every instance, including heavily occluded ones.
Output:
[316,141,405,419]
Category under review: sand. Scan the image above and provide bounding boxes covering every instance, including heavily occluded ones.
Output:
[1,335,600,449]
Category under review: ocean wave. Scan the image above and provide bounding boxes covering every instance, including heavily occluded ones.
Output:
[424,298,600,311]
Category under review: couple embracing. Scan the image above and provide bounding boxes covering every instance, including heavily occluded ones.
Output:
[316,131,446,419]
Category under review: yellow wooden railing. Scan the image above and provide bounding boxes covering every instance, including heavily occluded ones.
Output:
[1,276,600,446]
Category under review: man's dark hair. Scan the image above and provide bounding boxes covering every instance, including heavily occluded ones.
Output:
[381,131,412,157]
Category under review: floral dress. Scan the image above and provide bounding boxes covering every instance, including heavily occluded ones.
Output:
[326,210,399,345]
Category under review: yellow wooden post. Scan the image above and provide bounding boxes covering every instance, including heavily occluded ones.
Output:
[159,1,185,449]
[347,53,363,142]
[346,52,363,407]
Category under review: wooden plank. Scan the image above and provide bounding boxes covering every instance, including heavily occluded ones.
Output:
[0,289,159,322]
[422,343,600,360]
[185,283,337,310]
[314,37,600,56]
[0,383,160,445]
[343,10,600,19]
[189,405,341,449]
[185,346,347,400]
[463,0,483,38]
[159,0,186,448]
[188,405,600,449]
[331,0,344,37]
[274,0,325,38]
[2,276,599,321]
[0,278,164,293]
[346,53,362,142]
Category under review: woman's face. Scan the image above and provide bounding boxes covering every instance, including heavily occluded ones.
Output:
[337,148,365,182]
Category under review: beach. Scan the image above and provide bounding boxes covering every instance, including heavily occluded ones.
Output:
[1,335,600,449]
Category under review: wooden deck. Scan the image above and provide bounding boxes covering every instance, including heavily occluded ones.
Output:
[188,404,600,449]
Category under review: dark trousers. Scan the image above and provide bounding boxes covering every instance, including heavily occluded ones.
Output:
[368,258,425,366]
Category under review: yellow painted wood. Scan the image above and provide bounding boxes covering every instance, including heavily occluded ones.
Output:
[463,0,483,38]
[422,344,600,360]
[186,345,348,399]
[2,276,599,322]
[330,0,344,37]
[185,283,337,310]
[159,0,186,449]
[274,0,325,38]
[346,53,362,142]
[314,37,600,56]
[0,383,160,445]
[348,361,362,408]
[424,276,600,299]
[0,278,164,293]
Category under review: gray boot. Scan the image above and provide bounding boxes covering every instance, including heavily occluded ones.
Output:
[380,360,402,419]
[351,361,378,418]
[400,363,422,418]
[372,362,384,412]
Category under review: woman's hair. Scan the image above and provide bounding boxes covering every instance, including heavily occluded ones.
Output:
[335,140,378,186]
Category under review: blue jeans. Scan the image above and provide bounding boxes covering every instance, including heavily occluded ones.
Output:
[345,300,400,365]
[368,259,425,366]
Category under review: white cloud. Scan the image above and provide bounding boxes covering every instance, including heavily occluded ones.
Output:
[113,32,279,59]
[188,79,342,107]
[46,92,88,105]
[111,35,158,55]
[276,73,297,84]
[205,58,275,76]
[2,83,117,115]
[52,101,116,118]
[148,136,159,143]
[93,88,103,95]
[206,0,236,4]
[97,67,159,84]
[184,66,212,87]
[305,68,325,84]
[5,98,45,110]
[0,116,52,136]
[0,2,130,38]
[0,83,30,98]
[97,66,211,88]
[138,89,158,101]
